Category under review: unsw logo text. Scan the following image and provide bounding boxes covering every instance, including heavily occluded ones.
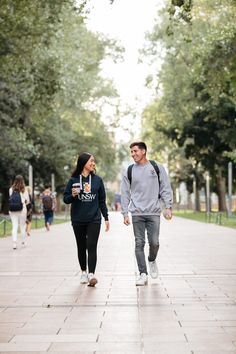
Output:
[78,193,96,201]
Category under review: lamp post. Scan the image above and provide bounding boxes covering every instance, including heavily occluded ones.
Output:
[192,175,197,212]
[205,171,210,214]
[51,173,55,194]
[28,165,33,191]
[228,162,233,217]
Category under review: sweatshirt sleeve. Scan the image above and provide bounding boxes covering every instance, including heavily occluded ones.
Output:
[158,164,173,209]
[120,171,131,217]
[98,179,109,221]
[63,178,75,204]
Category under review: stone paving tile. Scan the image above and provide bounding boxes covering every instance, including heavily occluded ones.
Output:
[10,334,97,343]
[0,323,25,334]
[95,352,139,354]
[182,326,226,335]
[13,325,62,336]
[0,343,50,351]
[0,335,13,343]
[180,319,228,327]
[0,352,94,354]
[193,351,236,354]
[143,342,192,353]
[49,342,142,352]
[186,332,235,341]
[223,327,236,335]
[0,314,32,323]
[189,342,236,350]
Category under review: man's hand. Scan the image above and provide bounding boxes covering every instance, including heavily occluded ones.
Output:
[105,220,110,232]
[163,208,172,220]
[123,216,130,226]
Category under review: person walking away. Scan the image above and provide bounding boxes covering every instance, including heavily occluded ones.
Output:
[25,186,34,237]
[40,185,56,231]
[63,152,109,287]
[9,175,30,249]
[121,142,173,286]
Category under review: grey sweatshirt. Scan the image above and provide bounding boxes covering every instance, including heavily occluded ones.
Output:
[121,161,173,217]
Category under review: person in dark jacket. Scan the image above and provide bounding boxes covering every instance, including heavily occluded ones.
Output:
[63,152,109,287]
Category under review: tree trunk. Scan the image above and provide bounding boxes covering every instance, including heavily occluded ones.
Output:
[195,175,201,211]
[1,187,10,215]
[195,189,201,211]
[204,186,212,212]
[216,175,227,212]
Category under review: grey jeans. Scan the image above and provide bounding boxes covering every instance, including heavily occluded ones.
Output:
[132,215,160,275]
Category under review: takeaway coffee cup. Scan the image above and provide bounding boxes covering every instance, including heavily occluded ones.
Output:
[72,183,81,195]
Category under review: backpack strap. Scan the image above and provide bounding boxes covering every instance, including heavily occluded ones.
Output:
[127,164,134,184]
[149,160,160,185]
[149,160,161,199]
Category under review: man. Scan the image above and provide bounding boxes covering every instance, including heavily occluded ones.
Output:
[121,142,173,286]
[40,185,56,231]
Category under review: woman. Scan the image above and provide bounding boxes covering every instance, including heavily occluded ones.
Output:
[63,152,109,287]
[9,175,29,249]
[25,186,34,236]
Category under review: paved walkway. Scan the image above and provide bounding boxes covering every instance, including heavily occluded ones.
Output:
[0,212,236,353]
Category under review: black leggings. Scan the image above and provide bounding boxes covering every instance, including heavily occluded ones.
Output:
[72,223,101,274]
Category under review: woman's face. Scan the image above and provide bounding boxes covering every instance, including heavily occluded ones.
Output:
[84,156,95,173]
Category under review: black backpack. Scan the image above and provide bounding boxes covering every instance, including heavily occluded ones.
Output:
[127,160,161,199]
[42,195,53,211]
[9,191,23,212]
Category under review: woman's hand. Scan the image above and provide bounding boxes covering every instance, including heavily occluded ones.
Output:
[71,187,79,197]
[105,220,110,232]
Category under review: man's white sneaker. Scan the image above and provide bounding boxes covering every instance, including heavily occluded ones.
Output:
[12,242,17,250]
[148,260,158,279]
[88,273,97,287]
[136,273,148,286]
[80,273,88,284]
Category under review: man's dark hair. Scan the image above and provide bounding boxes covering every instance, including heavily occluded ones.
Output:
[129,141,147,152]
[44,185,51,189]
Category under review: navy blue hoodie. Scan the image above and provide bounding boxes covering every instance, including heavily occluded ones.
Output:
[63,174,108,225]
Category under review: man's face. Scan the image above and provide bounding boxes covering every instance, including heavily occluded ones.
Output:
[130,146,146,162]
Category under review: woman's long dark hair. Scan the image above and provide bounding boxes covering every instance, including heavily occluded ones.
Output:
[71,152,95,177]
[12,175,25,193]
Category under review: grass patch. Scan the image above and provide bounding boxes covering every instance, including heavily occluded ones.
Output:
[0,215,69,238]
[174,210,236,229]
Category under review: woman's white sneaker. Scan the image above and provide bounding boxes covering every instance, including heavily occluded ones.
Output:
[136,273,148,286]
[88,273,97,287]
[148,260,158,279]
[80,273,88,284]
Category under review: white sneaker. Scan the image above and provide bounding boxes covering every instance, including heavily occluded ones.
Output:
[136,273,148,286]
[80,273,88,284]
[88,273,97,287]
[13,242,17,250]
[22,240,27,247]
[149,260,158,279]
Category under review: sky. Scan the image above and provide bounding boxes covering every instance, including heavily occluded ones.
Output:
[86,0,164,142]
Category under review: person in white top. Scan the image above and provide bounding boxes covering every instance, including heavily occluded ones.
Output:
[9,175,30,249]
